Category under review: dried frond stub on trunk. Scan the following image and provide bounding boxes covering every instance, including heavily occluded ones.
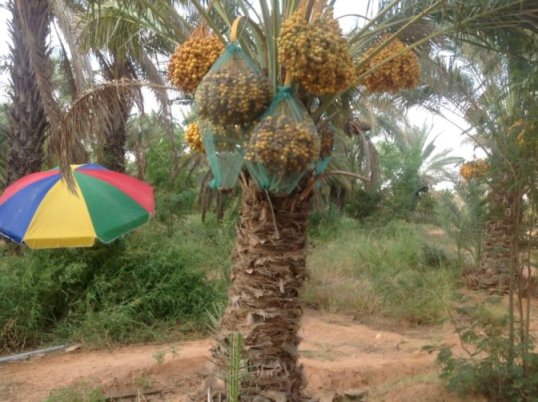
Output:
[184,121,204,153]
[167,27,223,93]
[195,43,271,128]
[357,35,421,93]
[207,181,310,400]
[278,8,355,94]
[246,86,319,194]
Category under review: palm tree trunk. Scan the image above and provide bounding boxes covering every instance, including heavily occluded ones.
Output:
[469,218,512,291]
[6,0,49,185]
[102,99,130,172]
[207,177,312,401]
[99,56,134,172]
[468,183,522,293]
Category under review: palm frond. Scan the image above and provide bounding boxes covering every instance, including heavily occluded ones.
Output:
[48,80,172,182]
[56,38,78,100]
[344,119,381,189]
[80,0,190,57]
[50,0,93,95]
[135,52,170,114]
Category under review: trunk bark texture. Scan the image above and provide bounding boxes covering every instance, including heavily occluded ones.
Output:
[207,178,312,401]
[100,58,134,173]
[102,102,130,172]
[468,219,512,292]
[467,184,523,293]
[6,0,49,185]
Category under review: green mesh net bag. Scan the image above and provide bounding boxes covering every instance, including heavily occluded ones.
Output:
[195,43,271,128]
[194,42,271,190]
[245,86,320,194]
[199,119,247,190]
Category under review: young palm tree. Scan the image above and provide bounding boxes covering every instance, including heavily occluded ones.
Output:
[378,122,463,217]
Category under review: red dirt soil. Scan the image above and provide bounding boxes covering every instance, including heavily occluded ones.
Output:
[0,310,477,402]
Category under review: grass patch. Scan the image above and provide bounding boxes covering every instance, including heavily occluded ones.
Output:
[44,382,106,402]
[305,217,459,325]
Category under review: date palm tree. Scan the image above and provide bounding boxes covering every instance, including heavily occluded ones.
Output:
[391,0,538,292]
[49,1,538,399]
[5,0,99,184]
[5,0,174,181]
[411,33,537,291]
[188,3,538,399]
[461,52,537,292]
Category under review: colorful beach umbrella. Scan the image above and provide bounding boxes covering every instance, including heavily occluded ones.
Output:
[0,164,155,249]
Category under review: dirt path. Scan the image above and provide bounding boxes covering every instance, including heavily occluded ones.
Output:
[0,310,470,402]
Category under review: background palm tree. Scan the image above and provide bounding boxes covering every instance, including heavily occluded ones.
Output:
[387,0,538,292]
[5,0,178,182]
[6,0,50,185]
[93,55,135,172]
[417,44,537,291]
[378,122,463,218]
[76,0,196,172]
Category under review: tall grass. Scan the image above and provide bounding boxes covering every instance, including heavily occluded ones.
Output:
[305,216,459,325]
[0,216,232,352]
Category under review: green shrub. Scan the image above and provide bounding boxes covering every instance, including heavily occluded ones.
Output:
[345,189,383,221]
[434,184,487,267]
[434,301,538,401]
[0,217,230,351]
[422,243,448,268]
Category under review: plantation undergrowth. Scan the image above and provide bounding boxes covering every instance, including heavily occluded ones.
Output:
[0,215,232,352]
[305,212,460,325]
[0,210,460,353]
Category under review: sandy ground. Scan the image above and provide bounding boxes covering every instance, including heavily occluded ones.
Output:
[0,309,478,402]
